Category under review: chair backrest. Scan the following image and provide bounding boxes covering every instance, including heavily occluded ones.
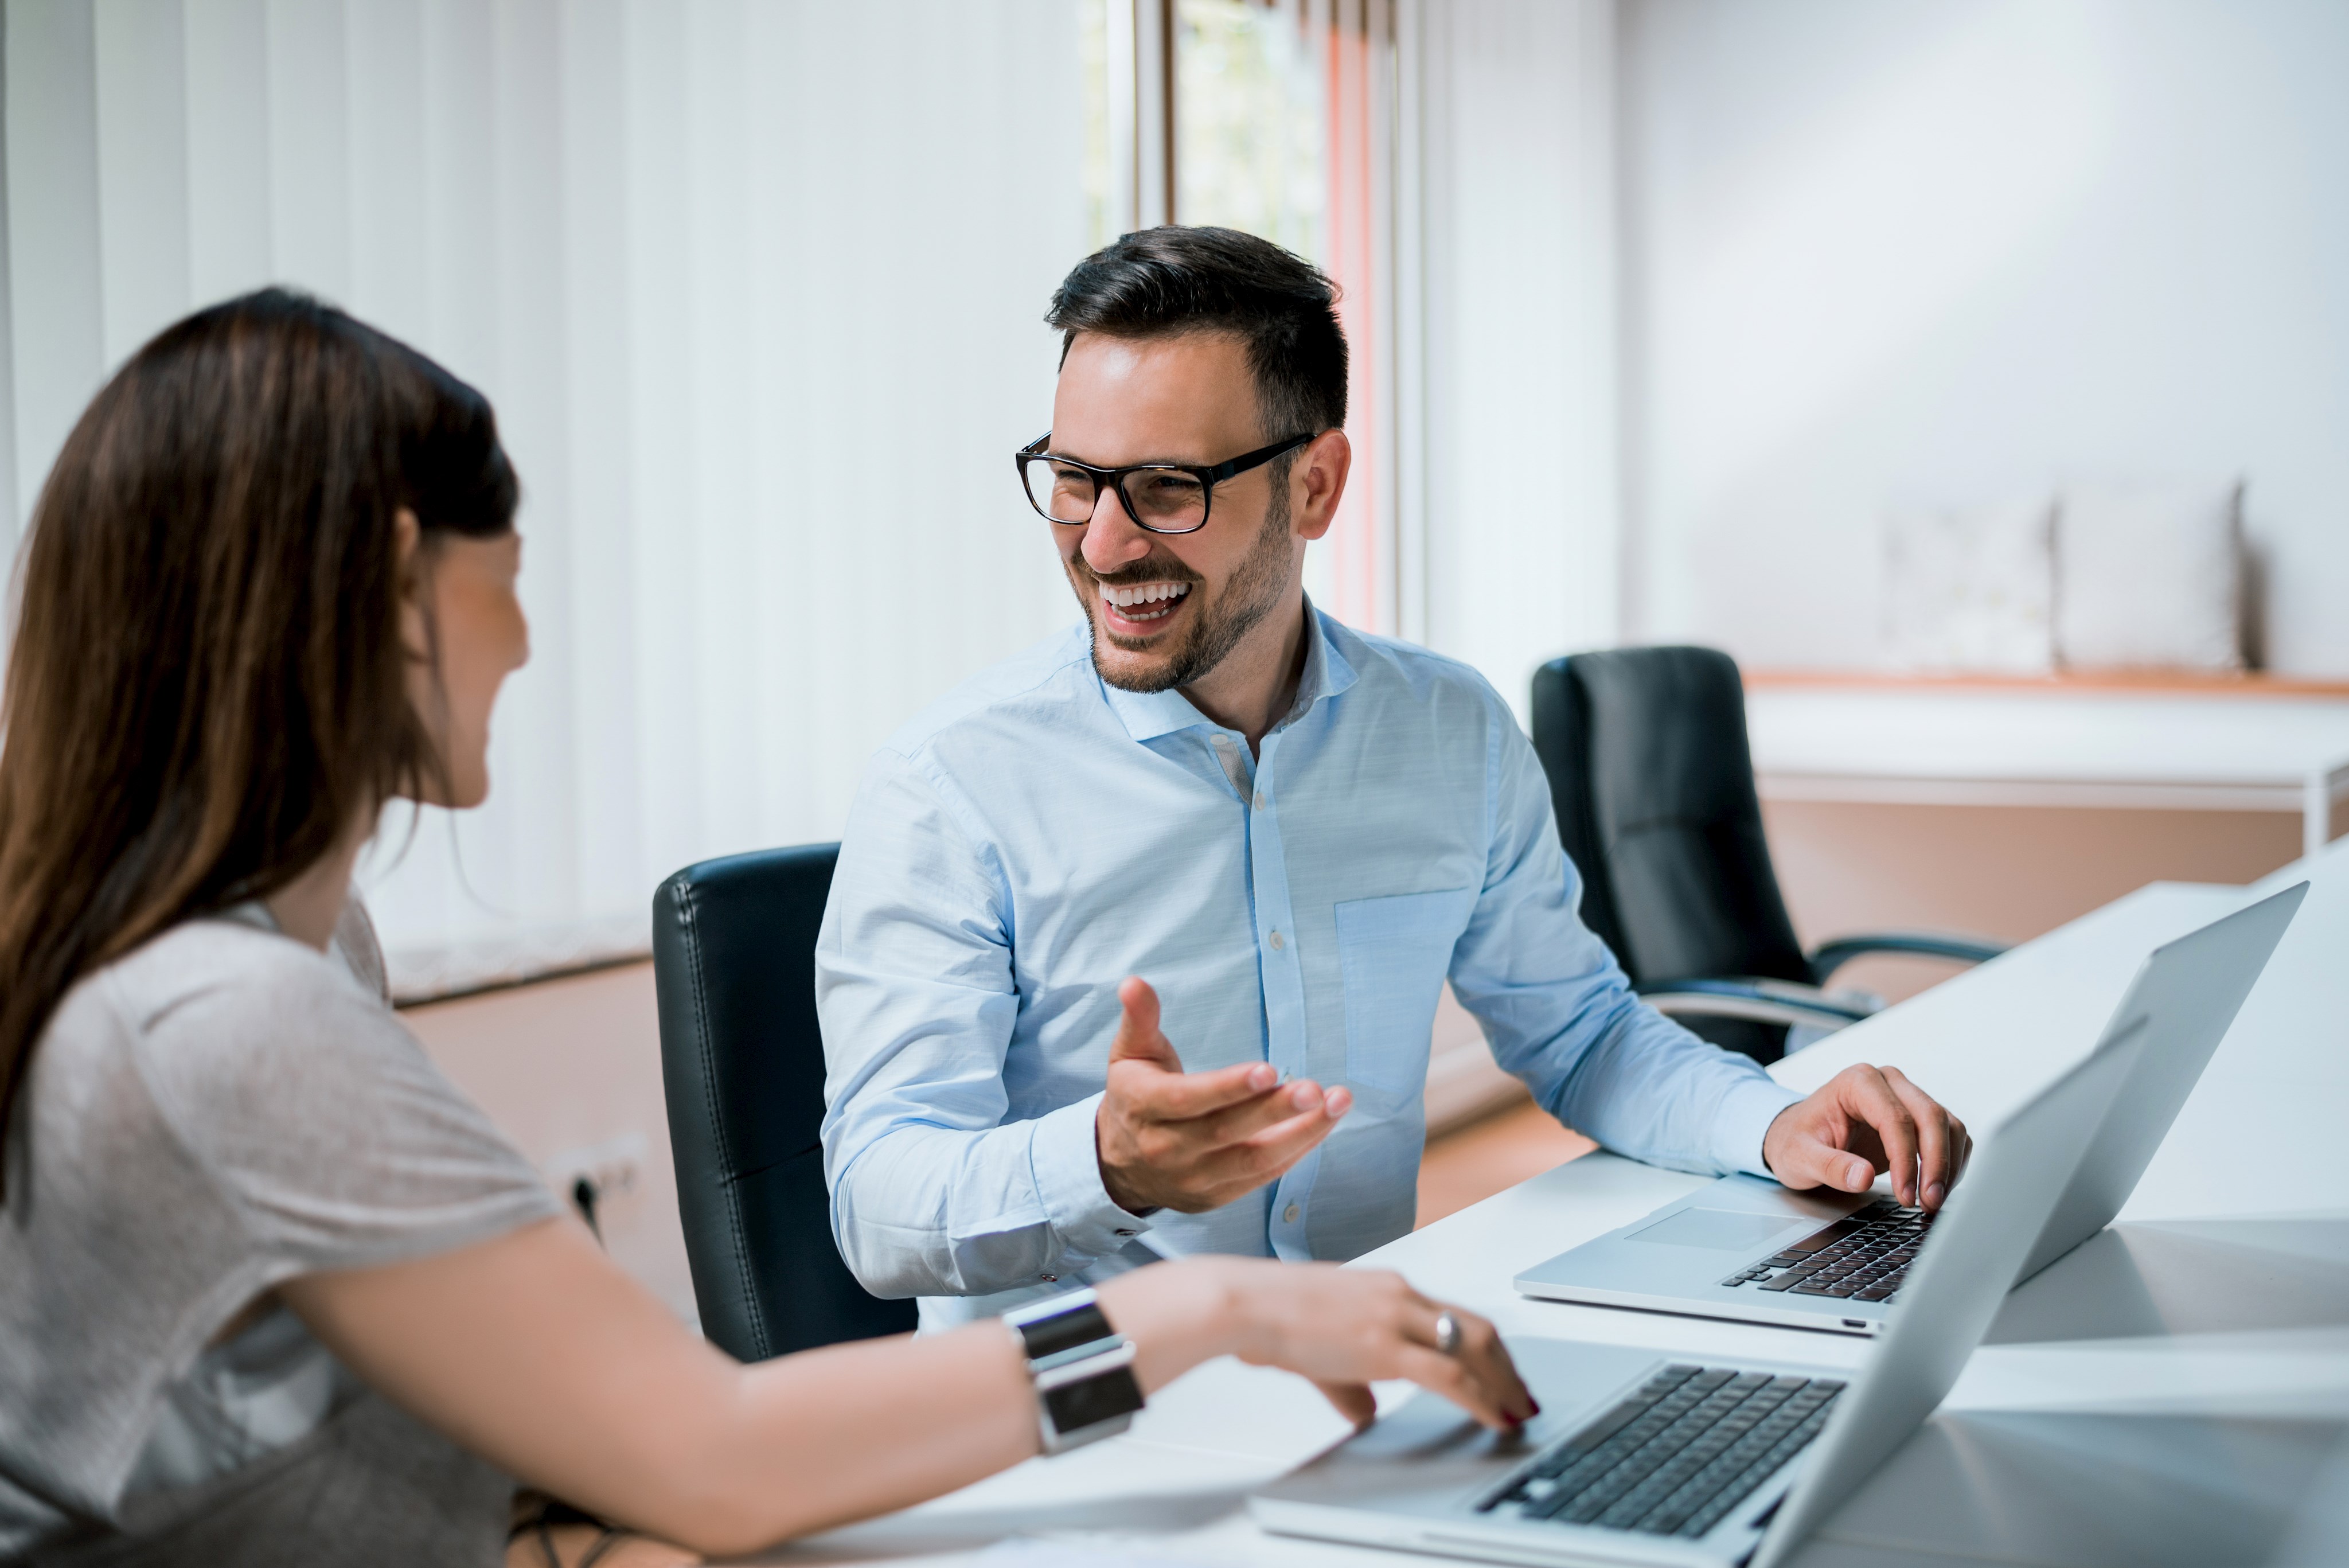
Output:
[1529,648,1810,1060]
[652,843,916,1362]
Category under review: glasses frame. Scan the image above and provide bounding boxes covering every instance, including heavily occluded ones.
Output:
[1013,431,1317,535]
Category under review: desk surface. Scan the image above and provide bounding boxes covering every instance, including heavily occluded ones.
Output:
[769,845,2349,1567]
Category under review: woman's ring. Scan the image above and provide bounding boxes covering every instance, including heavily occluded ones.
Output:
[1434,1310,1462,1356]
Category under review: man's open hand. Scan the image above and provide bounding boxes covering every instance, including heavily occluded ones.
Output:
[1762,1063,1972,1211]
[1097,977,1351,1215]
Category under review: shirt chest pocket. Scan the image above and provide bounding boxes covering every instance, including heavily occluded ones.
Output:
[1333,887,1478,1111]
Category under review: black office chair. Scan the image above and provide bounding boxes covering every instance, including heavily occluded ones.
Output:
[652,843,916,1362]
[1530,647,2004,1065]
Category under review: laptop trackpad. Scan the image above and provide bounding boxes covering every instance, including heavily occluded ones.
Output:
[1629,1208,1802,1251]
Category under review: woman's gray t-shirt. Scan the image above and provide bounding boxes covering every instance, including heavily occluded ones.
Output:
[0,903,562,1564]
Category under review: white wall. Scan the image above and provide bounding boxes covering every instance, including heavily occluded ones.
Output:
[1620,0,2349,674]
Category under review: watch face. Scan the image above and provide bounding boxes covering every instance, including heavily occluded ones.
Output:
[1019,1301,1116,1362]
[1043,1364,1145,1434]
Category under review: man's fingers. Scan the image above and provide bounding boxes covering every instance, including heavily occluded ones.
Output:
[1104,977,1294,1120]
[1193,1096,1348,1198]
[1144,1089,1355,1211]
[1841,1067,1919,1205]
[1240,1093,1349,1165]
[1880,1066,1953,1210]
[1188,1075,1340,1146]
[1767,1064,1970,1209]
[1313,1379,1379,1430]
[1107,977,1183,1069]
[1777,1127,1877,1194]
[1121,1059,1282,1121]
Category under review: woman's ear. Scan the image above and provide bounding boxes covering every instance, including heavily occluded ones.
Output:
[393,508,430,661]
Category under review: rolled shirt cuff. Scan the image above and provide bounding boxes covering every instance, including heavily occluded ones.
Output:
[1714,1075,1806,1180]
[1028,1091,1156,1263]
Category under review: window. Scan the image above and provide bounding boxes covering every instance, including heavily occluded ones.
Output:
[1172,1,1326,261]
[1088,0,1403,638]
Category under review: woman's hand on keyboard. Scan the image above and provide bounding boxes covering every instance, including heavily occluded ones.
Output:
[1099,1257,1536,1433]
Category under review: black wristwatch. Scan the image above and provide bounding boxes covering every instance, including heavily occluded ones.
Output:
[1003,1288,1146,1454]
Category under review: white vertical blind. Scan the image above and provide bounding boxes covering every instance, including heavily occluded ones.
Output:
[1413,0,1621,720]
[4,1,1090,994]
[6,0,1624,988]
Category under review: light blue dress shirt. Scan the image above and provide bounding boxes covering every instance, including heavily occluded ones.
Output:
[817,609,1801,1331]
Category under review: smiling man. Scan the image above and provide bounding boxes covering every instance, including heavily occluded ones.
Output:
[816,227,1968,1330]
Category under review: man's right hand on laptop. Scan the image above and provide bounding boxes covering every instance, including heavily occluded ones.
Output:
[1097,976,1353,1214]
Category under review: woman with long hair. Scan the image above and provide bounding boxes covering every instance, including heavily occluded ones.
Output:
[0,291,1530,1566]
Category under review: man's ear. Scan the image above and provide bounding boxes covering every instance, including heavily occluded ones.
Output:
[1290,430,1352,542]
[393,508,430,660]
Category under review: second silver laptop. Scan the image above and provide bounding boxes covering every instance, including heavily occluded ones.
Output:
[1512,882,2305,1336]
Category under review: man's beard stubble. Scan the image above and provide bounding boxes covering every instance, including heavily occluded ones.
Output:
[1075,484,1294,695]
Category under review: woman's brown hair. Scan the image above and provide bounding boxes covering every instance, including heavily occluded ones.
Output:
[0,290,516,1172]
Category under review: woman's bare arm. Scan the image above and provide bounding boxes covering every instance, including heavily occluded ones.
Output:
[284,1218,1035,1555]
[282,1216,1528,1559]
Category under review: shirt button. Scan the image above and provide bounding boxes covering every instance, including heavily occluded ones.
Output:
[1269,930,1285,951]
[1254,790,1268,809]
[1283,1203,1301,1223]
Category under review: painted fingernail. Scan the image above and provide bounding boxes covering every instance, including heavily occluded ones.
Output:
[1528,1398,1542,1416]
[1926,1181,1946,1207]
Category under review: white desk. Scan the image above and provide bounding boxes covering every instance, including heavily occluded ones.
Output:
[1745,685,2349,861]
[766,844,2349,1567]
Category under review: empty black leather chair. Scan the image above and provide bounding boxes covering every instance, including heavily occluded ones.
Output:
[1531,647,2003,1064]
[653,843,916,1361]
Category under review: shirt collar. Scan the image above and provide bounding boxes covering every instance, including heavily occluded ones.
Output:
[1097,599,1359,744]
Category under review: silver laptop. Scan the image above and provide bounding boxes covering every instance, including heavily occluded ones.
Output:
[1512,883,2305,1337]
[1251,1004,2149,1567]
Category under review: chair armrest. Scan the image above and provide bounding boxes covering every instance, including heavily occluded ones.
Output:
[1808,931,2007,986]
[1635,977,1877,1035]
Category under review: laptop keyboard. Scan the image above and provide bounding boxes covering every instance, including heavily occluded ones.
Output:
[1718,1199,1937,1302]
[1481,1363,1844,1538]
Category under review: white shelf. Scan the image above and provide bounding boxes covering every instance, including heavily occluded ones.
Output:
[1746,685,2349,860]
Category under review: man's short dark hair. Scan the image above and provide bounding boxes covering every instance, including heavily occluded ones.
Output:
[1045,226,1347,443]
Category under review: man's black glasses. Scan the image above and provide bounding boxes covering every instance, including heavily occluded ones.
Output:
[1014,431,1316,535]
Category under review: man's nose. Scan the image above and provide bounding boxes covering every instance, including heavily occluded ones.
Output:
[1079,484,1153,575]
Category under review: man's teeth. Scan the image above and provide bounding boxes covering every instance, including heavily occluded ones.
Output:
[1099,582,1193,610]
